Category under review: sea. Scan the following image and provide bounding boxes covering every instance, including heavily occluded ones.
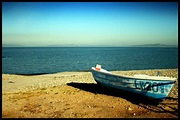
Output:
[2,47,178,75]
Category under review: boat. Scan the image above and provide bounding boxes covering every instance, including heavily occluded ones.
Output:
[91,64,177,100]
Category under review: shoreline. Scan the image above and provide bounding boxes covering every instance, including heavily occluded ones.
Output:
[2,68,178,76]
[2,68,178,118]
[2,68,178,93]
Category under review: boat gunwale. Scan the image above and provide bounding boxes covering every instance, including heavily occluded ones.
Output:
[91,68,177,81]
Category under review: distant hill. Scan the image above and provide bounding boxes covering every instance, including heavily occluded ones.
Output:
[45,44,79,47]
[2,44,24,47]
[132,43,178,48]
[2,44,79,47]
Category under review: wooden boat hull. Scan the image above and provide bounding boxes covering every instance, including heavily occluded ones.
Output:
[91,68,176,100]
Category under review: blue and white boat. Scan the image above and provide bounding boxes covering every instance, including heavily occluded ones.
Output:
[91,65,177,100]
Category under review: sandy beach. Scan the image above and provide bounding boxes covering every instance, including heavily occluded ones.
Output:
[2,69,178,118]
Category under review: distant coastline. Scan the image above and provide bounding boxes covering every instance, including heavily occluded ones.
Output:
[131,43,178,48]
[2,43,178,48]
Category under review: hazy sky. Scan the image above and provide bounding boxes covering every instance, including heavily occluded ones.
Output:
[2,2,178,47]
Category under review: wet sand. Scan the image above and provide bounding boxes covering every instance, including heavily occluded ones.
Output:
[2,69,178,118]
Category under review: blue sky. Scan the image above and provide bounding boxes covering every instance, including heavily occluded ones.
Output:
[2,2,178,47]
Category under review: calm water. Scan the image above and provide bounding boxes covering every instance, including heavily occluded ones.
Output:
[2,47,178,75]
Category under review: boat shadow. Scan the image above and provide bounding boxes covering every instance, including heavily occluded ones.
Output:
[67,82,178,117]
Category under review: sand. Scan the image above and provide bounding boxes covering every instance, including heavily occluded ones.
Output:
[2,69,178,118]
